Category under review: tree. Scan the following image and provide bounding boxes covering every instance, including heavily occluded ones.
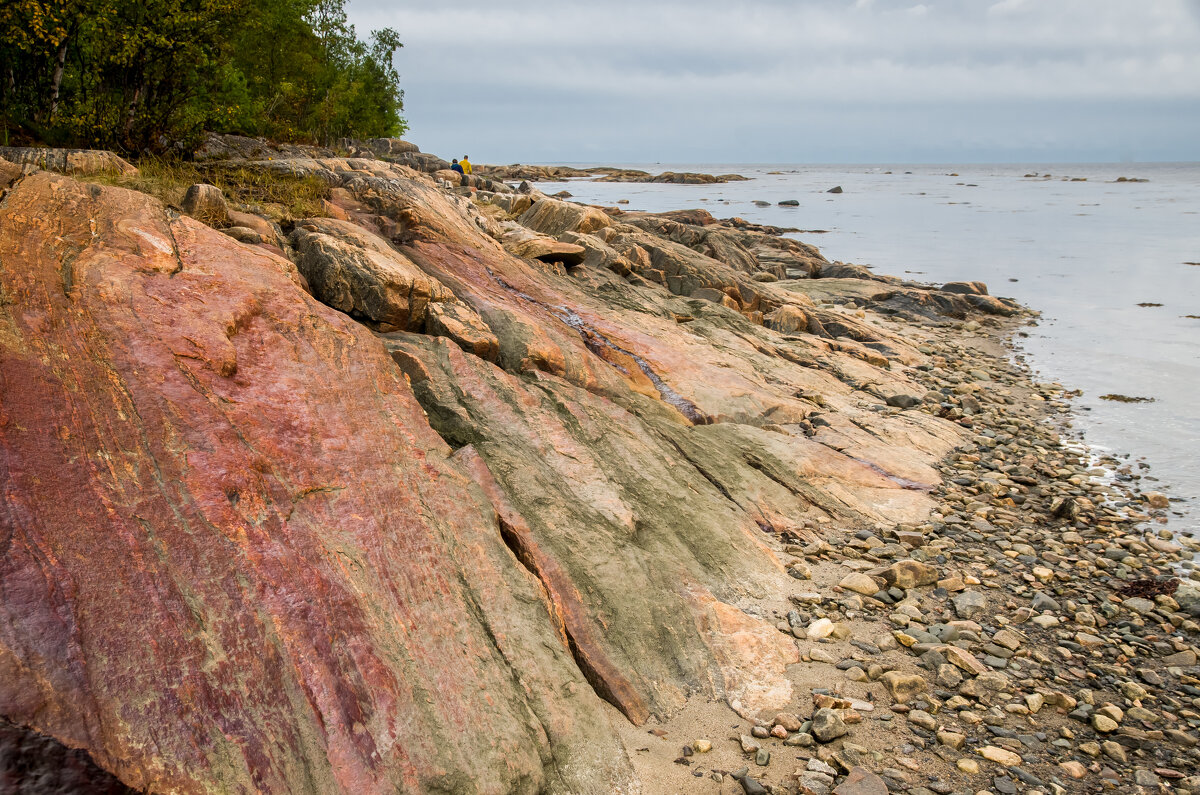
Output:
[0,0,406,152]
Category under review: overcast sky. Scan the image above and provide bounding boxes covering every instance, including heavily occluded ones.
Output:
[345,0,1200,164]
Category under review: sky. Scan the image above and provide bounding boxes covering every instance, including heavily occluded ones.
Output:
[344,0,1200,164]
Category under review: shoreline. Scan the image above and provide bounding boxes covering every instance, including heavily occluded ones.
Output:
[603,297,1200,794]
[520,160,1200,543]
[2,141,1199,793]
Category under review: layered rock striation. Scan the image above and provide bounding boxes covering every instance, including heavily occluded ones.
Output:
[1,148,1025,792]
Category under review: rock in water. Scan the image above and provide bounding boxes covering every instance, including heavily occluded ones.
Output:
[0,168,636,793]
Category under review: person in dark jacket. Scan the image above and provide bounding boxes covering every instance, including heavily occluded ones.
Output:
[450,158,464,174]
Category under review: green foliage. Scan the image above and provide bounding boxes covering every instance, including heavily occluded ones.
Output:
[0,0,406,152]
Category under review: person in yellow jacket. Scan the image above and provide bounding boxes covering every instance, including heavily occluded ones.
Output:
[460,155,473,175]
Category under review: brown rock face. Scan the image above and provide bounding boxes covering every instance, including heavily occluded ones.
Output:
[0,168,634,793]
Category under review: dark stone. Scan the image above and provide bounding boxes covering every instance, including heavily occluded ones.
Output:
[885,394,921,409]
[0,719,136,794]
[737,774,769,795]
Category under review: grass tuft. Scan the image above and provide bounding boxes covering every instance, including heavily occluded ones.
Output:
[88,157,330,223]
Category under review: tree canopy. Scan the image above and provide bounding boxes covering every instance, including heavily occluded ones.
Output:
[0,0,406,152]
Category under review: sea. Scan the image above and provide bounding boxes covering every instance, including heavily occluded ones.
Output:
[533,163,1200,536]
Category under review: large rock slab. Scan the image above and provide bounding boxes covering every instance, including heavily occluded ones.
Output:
[289,216,465,332]
[385,334,797,721]
[0,146,137,176]
[0,169,635,793]
[518,197,613,237]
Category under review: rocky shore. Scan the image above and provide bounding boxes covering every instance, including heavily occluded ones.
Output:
[475,163,749,184]
[0,137,1196,794]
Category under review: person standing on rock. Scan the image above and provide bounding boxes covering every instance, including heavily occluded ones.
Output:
[460,155,472,175]
[451,158,464,174]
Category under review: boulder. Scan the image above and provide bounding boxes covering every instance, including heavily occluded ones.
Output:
[365,137,420,156]
[951,590,987,619]
[880,672,927,703]
[393,151,452,173]
[289,216,455,331]
[941,280,988,295]
[503,235,586,267]
[766,305,810,333]
[227,210,283,247]
[839,573,882,595]
[221,226,263,244]
[181,183,231,227]
[518,198,612,236]
[419,302,500,361]
[885,394,921,409]
[833,766,889,795]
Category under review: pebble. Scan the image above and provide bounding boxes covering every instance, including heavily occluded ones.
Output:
[882,560,939,589]
[807,618,836,640]
[907,710,937,731]
[811,708,849,742]
[839,573,882,595]
[881,672,928,703]
[979,745,1023,766]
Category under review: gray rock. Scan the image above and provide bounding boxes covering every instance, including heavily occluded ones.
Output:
[952,590,987,619]
[1123,597,1156,615]
[737,774,769,795]
[1031,592,1060,612]
[885,394,921,409]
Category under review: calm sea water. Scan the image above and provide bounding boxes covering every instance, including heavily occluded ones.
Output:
[534,163,1200,534]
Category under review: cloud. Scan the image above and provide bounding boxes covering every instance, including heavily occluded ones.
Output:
[345,0,1200,162]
